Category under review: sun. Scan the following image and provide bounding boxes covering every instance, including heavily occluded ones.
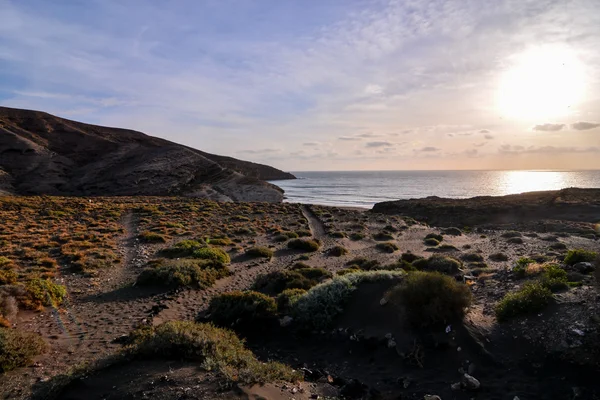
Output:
[496,45,586,121]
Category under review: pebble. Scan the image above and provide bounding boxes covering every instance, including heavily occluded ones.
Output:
[424,395,442,400]
[380,297,388,306]
[461,373,481,391]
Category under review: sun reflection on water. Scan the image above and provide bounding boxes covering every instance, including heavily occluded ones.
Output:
[499,170,567,195]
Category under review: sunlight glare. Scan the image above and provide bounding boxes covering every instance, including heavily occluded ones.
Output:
[496,46,586,120]
[500,170,566,195]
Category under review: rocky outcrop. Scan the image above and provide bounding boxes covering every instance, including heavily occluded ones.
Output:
[372,188,600,231]
[0,106,294,201]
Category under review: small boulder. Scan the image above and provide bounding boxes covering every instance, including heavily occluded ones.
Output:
[279,316,293,327]
[461,373,480,391]
[424,395,442,400]
[573,262,594,274]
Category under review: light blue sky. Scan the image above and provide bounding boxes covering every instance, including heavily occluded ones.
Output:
[1,0,599,170]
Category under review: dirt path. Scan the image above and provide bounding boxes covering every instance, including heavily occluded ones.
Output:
[301,204,326,239]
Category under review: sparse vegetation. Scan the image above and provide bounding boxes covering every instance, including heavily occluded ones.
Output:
[137,259,229,288]
[129,321,300,384]
[495,282,553,322]
[276,288,306,313]
[329,245,348,257]
[251,268,331,295]
[24,278,67,310]
[376,242,399,253]
[564,249,598,266]
[207,291,278,329]
[330,231,346,238]
[245,246,274,259]
[387,271,472,328]
[412,255,462,274]
[138,231,166,243]
[489,252,509,262]
[0,327,46,373]
[349,232,365,241]
[424,233,443,242]
[288,238,320,252]
[373,232,394,241]
[423,238,440,246]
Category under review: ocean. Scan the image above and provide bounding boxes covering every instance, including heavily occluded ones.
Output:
[270,170,600,209]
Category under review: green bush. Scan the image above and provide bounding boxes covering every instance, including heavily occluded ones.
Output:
[328,246,348,257]
[540,264,569,292]
[400,252,422,263]
[387,272,472,328]
[295,230,312,237]
[207,237,232,246]
[423,238,440,246]
[346,257,380,271]
[336,267,361,276]
[129,321,299,384]
[274,234,289,242]
[251,268,330,295]
[495,282,553,322]
[412,256,462,274]
[461,253,484,262]
[192,247,231,264]
[291,271,404,330]
[349,233,365,241]
[373,232,394,241]
[489,252,509,262]
[0,328,46,372]
[564,249,597,266]
[245,246,274,259]
[138,231,166,243]
[375,242,399,253]
[288,239,320,252]
[137,259,230,288]
[330,231,346,238]
[161,240,205,257]
[424,233,444,242]
[24,279,67,309]
[281,231,299,239]
[207,291,277,329]
[276,289,306,313]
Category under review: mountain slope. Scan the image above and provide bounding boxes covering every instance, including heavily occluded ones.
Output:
[0,106,294,201]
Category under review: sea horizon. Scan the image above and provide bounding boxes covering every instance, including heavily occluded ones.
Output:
[271,169,600,209]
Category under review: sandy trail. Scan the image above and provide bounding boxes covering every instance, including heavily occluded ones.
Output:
[301,204,326,239]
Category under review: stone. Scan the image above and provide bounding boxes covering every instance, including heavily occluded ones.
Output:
[573,262,594,274]
[461,373,481,390]
[424,395,442,400]
[279,316,293,327]
[380,297,388,306]
[450,382,461,390]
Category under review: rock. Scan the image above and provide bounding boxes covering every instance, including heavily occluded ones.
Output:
[467,363,476,375]
[461,373,480,390]
[385,333,393,339]
[279,316,293,327]
[573,262,594,274]
[450,382,461,390]
[424,395,442,400]
[387,339,397,348]
[380,297,388,306]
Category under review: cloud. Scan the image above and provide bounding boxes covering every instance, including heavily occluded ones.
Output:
[479,129,489,134]
[571,121,600,130]
[303,142,319,147]
[237,148,280,155]
[474,142,487,147]
[484,134,494,140]
[338,136,360,141]
[417,146,440,152]
[365,141,392,148]
[499,145,600,154]
[532,123,565,132]
[356,133,378,138]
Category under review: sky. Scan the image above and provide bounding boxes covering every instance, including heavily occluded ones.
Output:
[1,0,599,171]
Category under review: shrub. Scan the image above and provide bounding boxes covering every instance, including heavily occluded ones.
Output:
[281,231,299,239]
[387,272,472,328]
[425,233,443,242]
[373,232,394,241]
[540,264,569,292]
[412,256,462,274]
[276,289,306,313]
[245,247,274,259]
[441,227,462,236]
[251,268,330,295]
[207,237,232,246]
[0,270,17,285]
[330,231,346,238]
[192,247,231,264]
[489,252,509,262]
[423,238,440,246]
[24,279,67,309]
[288,239,320,252]
[129,321,299,384]
[295,230,312,237]
[501,231,521,238]
[329,246,348,257]
[0,328,46,372]
[161,240,205,257]
[346,257,380,270]
[349,233,365,241]
[137,259,229,288]
[208,291,278,329]
[138,231,166,243]
[337,267,361,276]
[564,249,598,266]
[376,242,399,253]
[274,234,289,242]
[400,252,422,263]
[495,282,553,322]
[507,237,524,244]
[291,271,404,330]
[461,253,484,262]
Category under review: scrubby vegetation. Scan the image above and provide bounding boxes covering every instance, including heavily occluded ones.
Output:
[276,288,306,313]
[137,259,230,288]
[207,291,278,329]
[424,233,444,242]
[495,282,553,322]
[288,238,320,252]
[291,271,404,330]
[564,249,597,266]
[245,246,274,259]
[328,245,348,257]
[251,268,331,296]
[375,242,399,253]
[129,321,300,384]
[489,252,509,262]
[423,237,440,246]
[412,255,462,274]
[138,231,166,243]
[373,232,394,241]
[387,271,472,328]
[0,327,46,372]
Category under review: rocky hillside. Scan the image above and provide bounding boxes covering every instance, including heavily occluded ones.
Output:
[372,188,600,231]
[0,106,294,201]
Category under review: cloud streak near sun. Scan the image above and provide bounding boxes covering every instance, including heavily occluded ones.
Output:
[0,0,599,170]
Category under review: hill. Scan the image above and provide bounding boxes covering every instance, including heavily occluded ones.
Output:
[0,106,294,201]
